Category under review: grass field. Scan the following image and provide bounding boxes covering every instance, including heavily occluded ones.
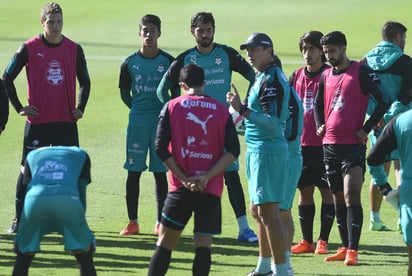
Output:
[1,0,412,275]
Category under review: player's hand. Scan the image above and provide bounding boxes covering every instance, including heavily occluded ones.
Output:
[356,128,368,144]
[316,124,325,137]
[226,83,242,112]
[72,108,83,120]
[19,105,39,117]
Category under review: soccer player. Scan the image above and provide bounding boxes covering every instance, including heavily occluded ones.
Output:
[367,108,412,276]
[118,14,178,236]
[148,64,240,276]
[228,32,291,276]
[12,146,96,276]
[289,31,335,255]
[362,21,412,232]
[314,31,389,265]
[278,85,304,275]
[0,80,8,135]
[3,2,91,233]
[157,11,258,243]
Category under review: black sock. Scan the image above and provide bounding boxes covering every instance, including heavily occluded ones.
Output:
[347,205,363,250]
[148,246,172,276]
[74,251,96,276]
[193,247,211,276]
[154,172,168,223]
[299,204,315,243]
[125,171,141,220]
[335,204,348,247]
[12,253,34,276]
[318,203,335,242]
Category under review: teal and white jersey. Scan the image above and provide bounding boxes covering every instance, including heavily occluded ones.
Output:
[119,50,175,126]
[157,43,255,104]
[24,146,91,199]
[245,64,290,154]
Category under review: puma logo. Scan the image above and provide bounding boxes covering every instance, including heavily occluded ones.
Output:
[186,112,213,135]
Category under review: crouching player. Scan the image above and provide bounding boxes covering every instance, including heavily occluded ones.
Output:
[12,146,96,276]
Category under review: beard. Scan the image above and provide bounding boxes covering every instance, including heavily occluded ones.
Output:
[197,36,213,48]
[328,58,341,67]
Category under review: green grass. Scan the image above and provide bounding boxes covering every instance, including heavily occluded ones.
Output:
[0,0,411,275]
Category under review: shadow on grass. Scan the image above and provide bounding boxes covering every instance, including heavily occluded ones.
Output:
[0,231,258,274]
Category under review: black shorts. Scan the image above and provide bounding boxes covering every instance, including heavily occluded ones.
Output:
[323,144,366,193]
[297,146,328,189]
[21,122,79,164]
[161,188,221,236]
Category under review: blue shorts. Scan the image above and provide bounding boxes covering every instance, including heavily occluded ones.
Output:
[279,153,303,210]
[124,124,166,172]
[15,194,95,253]
[161,188,222,236]
[246,152,288,205]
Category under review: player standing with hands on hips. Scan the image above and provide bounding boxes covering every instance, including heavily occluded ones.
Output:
[228,32,290,276]
[148,64,240,276]
[3,2,91,233]
[313,31,389,265]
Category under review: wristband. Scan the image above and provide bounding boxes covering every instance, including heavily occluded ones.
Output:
[239,105,249,116]
[379,182,392,196]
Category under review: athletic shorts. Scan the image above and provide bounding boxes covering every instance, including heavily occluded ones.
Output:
[298,146,328,189]
[21,122,79,165]
[124,124,166,172]
[246,152,288,205]
[161,188,221,236]
[15,194,95,253]
[400,204,412,245]
[279,153,303,210]
[323,144,366,193]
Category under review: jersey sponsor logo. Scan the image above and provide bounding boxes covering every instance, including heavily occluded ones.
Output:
[180,147,213,160]
[46,60,64,86]
[38,160,68,180]
[186,112,213,135]
[37,52,45,58]
[180,98,217,110]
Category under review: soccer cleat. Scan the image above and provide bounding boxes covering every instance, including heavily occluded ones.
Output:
[324,247,347,261]
[344,249,358,266]
[238,228,258,243]
[8,218,18,234]
[291,239,315,254]
[369,220,390,231]
[119,221,139,235]
[246,270,273,276]
[315,239,329,254]
[153,223,160,236]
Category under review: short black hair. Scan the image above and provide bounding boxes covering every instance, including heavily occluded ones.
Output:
[191,12,215,29]
[139,14,161,32]
[320,31,347,47]
[382,20,407,42]
[179,64,205,88]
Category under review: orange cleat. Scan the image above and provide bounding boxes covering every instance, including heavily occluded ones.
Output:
[291,239,315,254]
[344,249,358,266]
[324,247,347,261]
[315,240,329,254]
[119,221,139,235]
